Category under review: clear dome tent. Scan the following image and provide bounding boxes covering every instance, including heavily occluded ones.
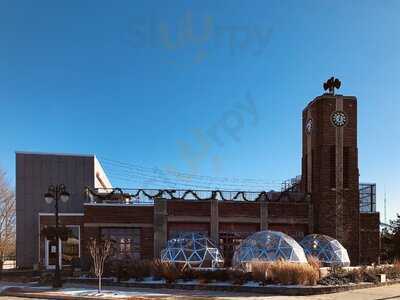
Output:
[232,230,307,266]
[300,234,350,267]
[160,232,224,269]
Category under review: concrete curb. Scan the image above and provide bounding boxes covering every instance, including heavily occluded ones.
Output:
[64,278,400,296]
[2,279,400,298]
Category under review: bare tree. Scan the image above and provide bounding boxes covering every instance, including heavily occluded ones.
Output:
[0,169,15,267]
[88,238,112,293]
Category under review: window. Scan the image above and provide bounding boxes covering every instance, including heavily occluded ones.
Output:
[61,226,80,266]
[100,228,140,259]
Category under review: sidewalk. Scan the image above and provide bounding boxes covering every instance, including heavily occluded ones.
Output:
[2,282,400,300]
[0,282,260,300]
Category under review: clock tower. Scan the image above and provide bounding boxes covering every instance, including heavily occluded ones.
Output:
[301,78,360,264]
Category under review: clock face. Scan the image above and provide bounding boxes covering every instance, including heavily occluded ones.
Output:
[305,119,313,134]
[331,111,347,127]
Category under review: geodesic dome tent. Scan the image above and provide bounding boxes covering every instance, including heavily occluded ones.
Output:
[160,232,224,269]
[232,230,307,266]
[300,234,350,267]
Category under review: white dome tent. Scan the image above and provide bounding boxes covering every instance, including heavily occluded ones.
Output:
[160,232,224,269]
[232,230,307,266]
[300,234,350,267]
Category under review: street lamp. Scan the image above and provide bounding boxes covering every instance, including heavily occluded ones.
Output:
[44,184,70,288]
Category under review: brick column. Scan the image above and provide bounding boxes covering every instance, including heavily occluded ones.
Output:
[306,109,312,193]
[335,95,344,242]
[307,194,314,234]
[210,199,219,245]
[153,198,167,258]
[260,194,268,231]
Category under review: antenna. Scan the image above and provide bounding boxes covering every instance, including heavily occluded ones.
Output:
[384,186,387,224]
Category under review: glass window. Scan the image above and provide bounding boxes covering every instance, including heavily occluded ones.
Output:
[101,228,141,259]
[61,226,80,266]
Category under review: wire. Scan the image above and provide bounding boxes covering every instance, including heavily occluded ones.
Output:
[99,157,282,191]
[100,157,281,184]
[103,169,276,189]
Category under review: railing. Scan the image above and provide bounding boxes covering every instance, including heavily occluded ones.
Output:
[281,175,302,192]
[86,188,267,204]
[359,183,376,213]
[85,188,308,205]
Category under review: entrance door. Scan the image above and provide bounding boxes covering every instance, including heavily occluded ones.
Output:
[44,226,80,269]
[45,239,61,269]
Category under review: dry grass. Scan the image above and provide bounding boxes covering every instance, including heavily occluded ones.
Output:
[248,261,270,284]
[268,259,319,285]
[248,259,320,286]
[394,259,400,270]
[307,255,321,271]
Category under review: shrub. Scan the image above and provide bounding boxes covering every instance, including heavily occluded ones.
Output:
[229,269,251,285]
[268,260,319,286]
[39,272,54,285]
[318,273,350,285]
[346,268,363,283]
[80,256,91,272]
[211,269,230,282]
[110,258,130,282]
[151,259,164,280]
[71,257,81,270]
[196,270,214,284]
[330,265,346,276]
[128,260,152,281]
[379,260,400,280]
[160,262,180,284]
[150,260,181,284]
[392,260,400,278]
[179,266,196,282]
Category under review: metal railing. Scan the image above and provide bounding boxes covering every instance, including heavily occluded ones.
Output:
[359,183,376,213]
[85,188,303,205]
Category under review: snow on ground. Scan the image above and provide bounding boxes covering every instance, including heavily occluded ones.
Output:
[61,287,172,298]
[0,282,51,293]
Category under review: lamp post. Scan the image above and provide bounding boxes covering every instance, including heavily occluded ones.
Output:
[44,184,70,288]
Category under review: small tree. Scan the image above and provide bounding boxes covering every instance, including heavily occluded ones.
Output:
[0,169,15,266]
[88,238,112,293]
[381,214,400,262]
[391,214,400,259]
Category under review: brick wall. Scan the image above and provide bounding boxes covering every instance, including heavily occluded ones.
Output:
[84,205,154,224]
[360,212,380,264]
[141,227,154,260]
[268,202,308,218]
[219,202,259,218]
[167,200,210,217]
[219,223,259,233]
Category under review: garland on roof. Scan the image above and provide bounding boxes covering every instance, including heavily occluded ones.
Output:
[85,187,309,202]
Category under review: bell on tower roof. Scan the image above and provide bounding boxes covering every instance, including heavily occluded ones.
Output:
[323,77,341,95]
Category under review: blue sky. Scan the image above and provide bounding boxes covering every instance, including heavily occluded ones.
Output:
[0,1,399,220]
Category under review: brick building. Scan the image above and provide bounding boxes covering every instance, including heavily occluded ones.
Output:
[16,91,380,269]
